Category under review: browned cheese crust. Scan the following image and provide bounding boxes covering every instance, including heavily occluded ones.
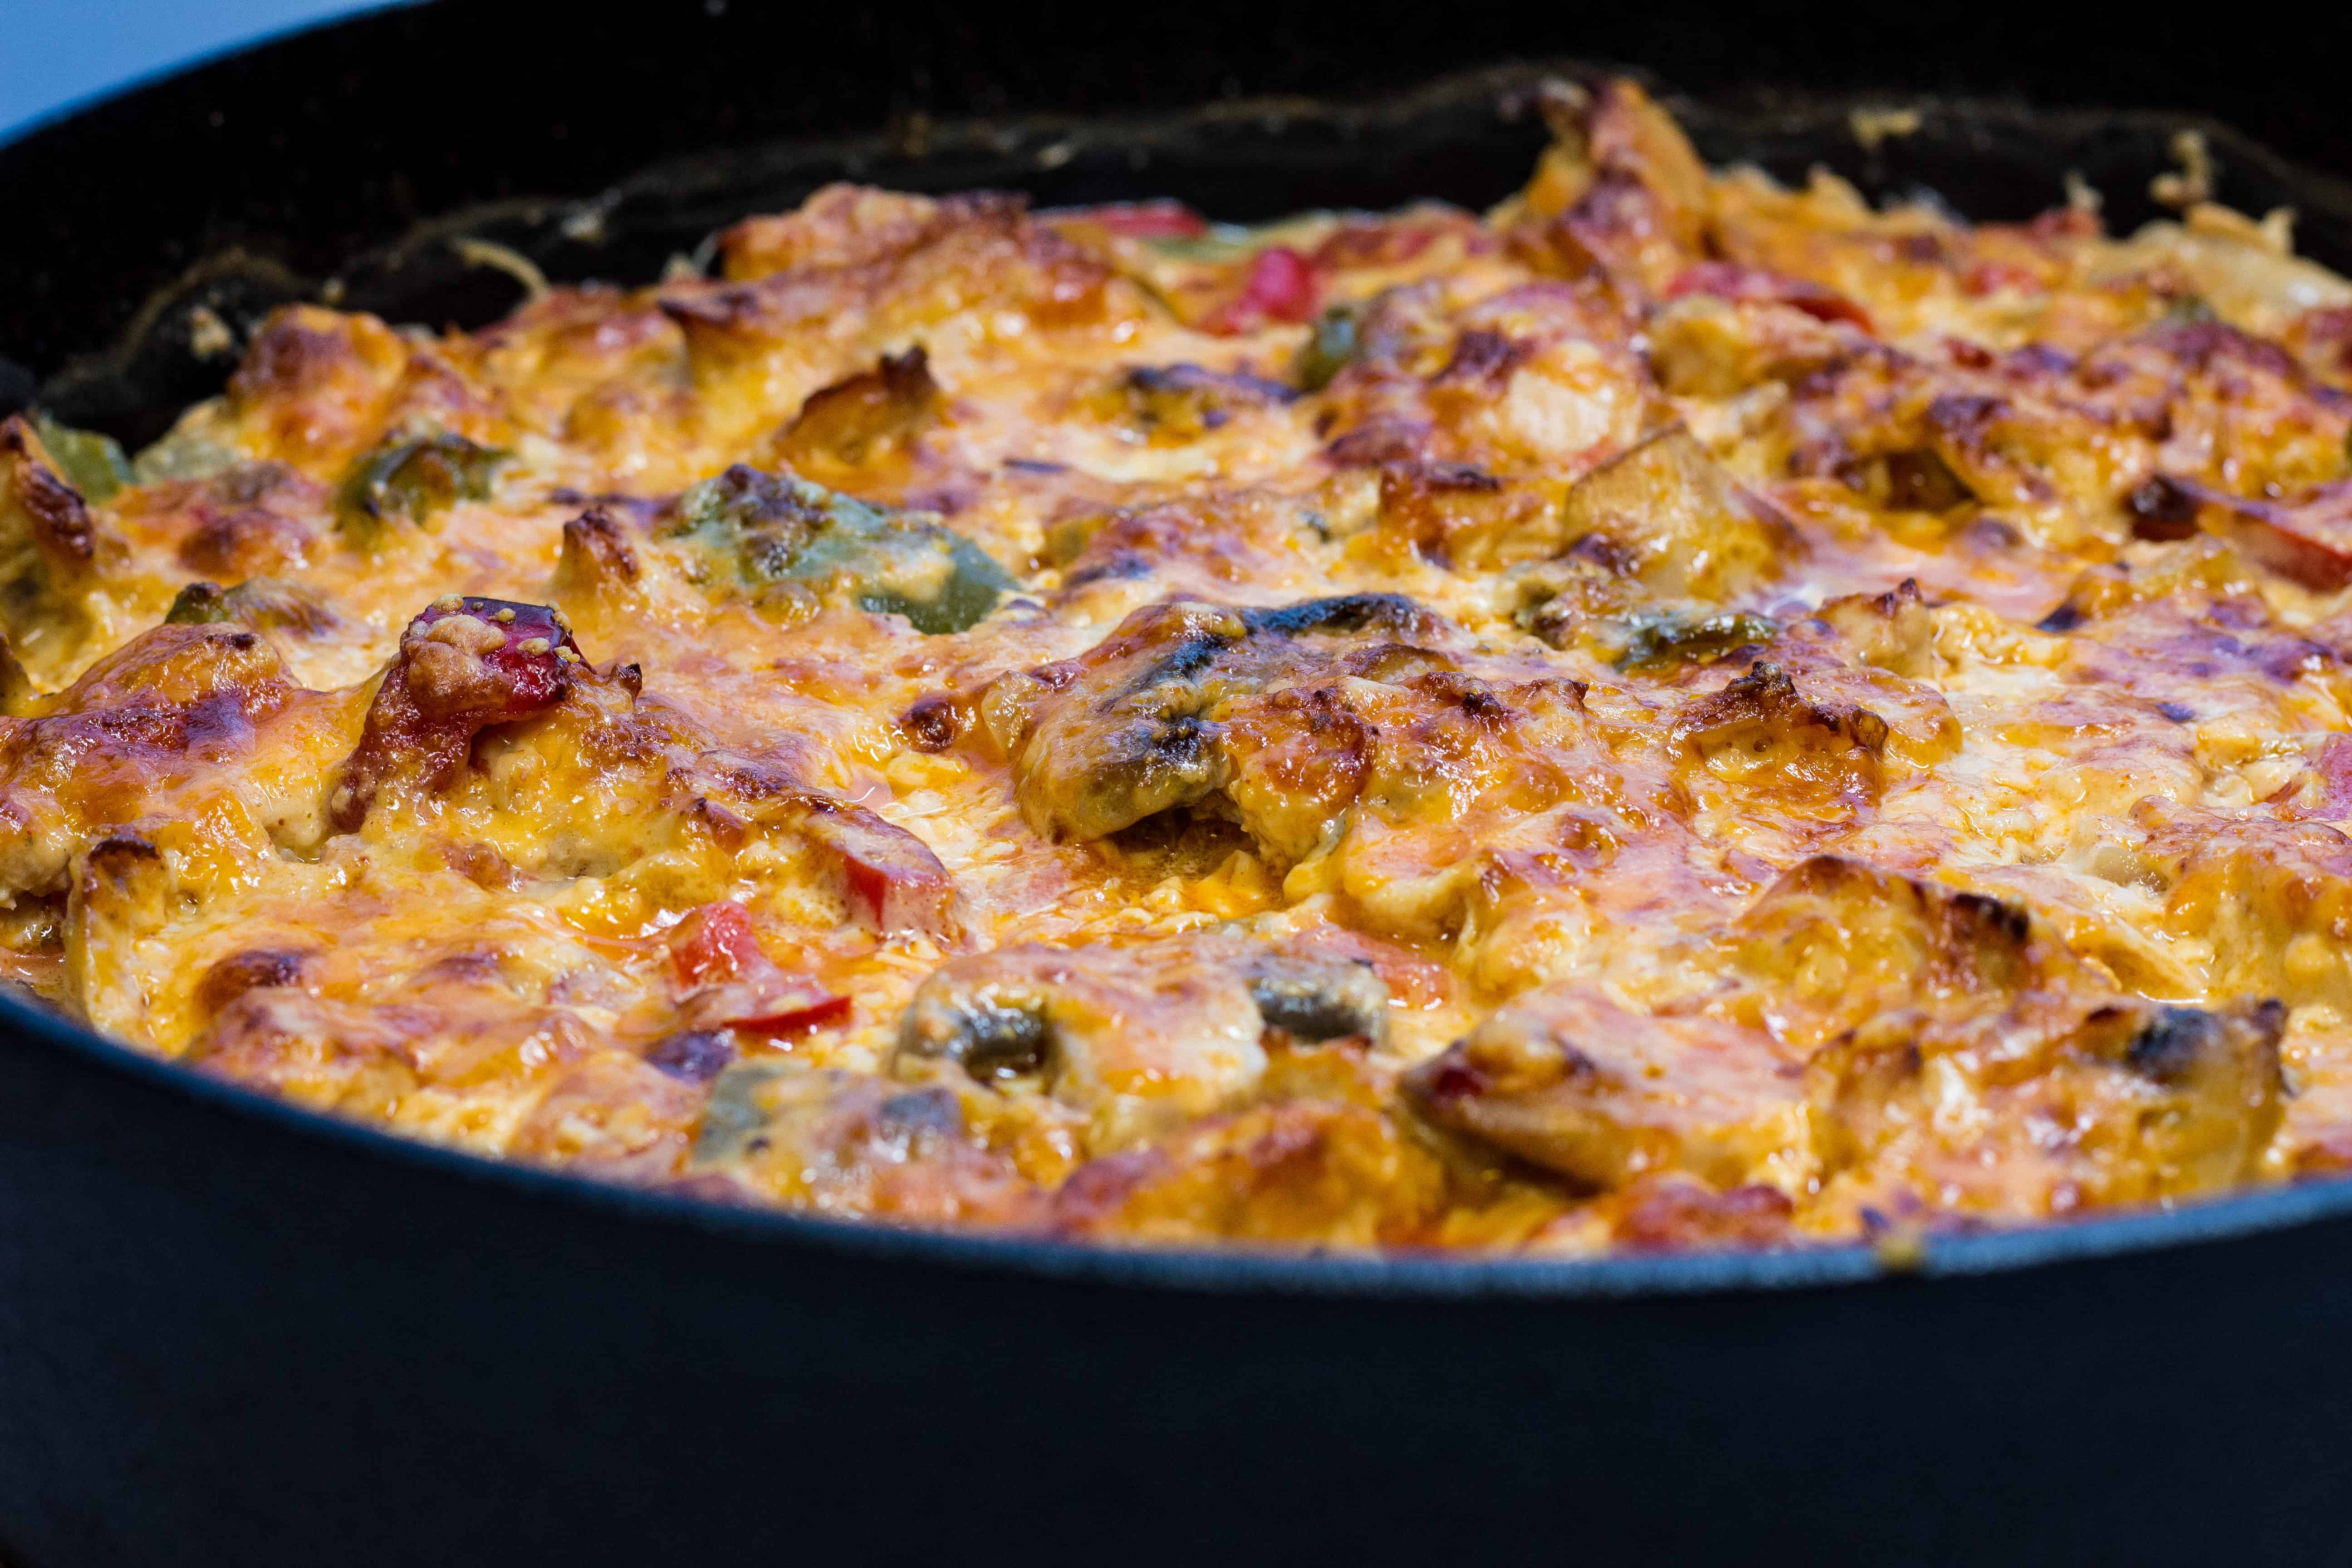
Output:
[11,79,2352,1251]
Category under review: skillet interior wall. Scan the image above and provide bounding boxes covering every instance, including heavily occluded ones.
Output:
[3,0,2351,445]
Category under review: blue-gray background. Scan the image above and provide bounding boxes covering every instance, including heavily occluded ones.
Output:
[0,0,393,137]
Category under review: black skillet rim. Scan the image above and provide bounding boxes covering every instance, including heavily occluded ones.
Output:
[9,30,2352,1303]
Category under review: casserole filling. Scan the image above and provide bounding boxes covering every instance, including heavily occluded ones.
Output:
[8,78,2352,1251]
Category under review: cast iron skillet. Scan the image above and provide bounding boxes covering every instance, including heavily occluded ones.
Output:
[7,6,2352,1565]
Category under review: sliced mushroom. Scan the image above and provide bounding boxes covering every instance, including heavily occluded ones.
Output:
[897,940,1268,1147]
[1241,952,1389,1045]
[165,575,344,639]
[690,1061,1042,1227]
[1108,361,1298,443]
[1403,985,1810,1191]
[1814,993,2285,1211]
[997,593,1439,843]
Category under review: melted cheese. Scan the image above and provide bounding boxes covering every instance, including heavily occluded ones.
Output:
[9,78,2352,1252]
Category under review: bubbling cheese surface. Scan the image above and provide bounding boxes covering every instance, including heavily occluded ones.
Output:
[9,79,2352,1251]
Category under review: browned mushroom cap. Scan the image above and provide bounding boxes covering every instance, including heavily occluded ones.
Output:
[995,593,1439,845]
[1403,985,1808,1192]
